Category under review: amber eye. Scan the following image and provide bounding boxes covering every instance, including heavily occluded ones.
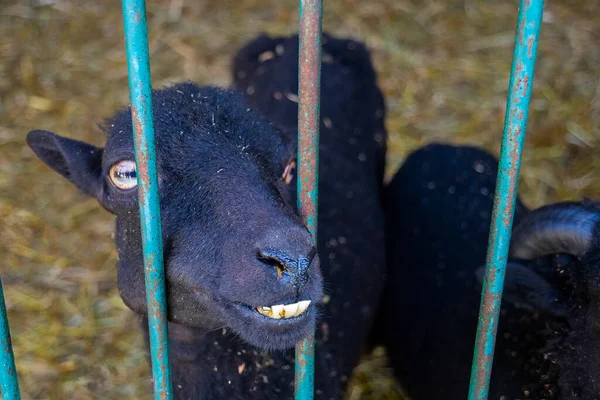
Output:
[282,160,296,185]
[109,160,137,190]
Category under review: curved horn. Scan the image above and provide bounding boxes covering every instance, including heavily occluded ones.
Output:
[509,200,600,260]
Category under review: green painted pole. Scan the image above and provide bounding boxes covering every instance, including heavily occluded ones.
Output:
[295,0,322,399]
[0,279,20,400]
[468,0,544,399]
[121,1,172,399]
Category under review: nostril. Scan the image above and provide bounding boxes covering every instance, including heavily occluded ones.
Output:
[256,246,316,284]
[257,248,292,279]
[256,248,297,277]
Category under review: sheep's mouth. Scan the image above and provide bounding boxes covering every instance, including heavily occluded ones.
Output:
[204,280,320,349]
[255,300,311,319]
[215,298,315,349]
[233,299,312,323]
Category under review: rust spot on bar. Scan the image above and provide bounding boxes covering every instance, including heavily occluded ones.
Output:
[132,106,152,192]
[527,35,535,59]
[518,17,525,45]
[512,64,525,104]
[514,62,524,80]
[472,286,500,396]
[521,74,529,98]
[503,181,517,229]
[132,106,143,136]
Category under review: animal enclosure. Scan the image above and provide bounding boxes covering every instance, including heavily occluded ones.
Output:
[0,0,598,399]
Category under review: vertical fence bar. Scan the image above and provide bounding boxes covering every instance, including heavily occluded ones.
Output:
[0,280,20,400]
[295,0,322,399]
[467,1,544,399]
[121,1,172,399]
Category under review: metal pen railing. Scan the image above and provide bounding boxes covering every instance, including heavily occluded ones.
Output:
[0,280,19,400]
[295,1,323,399]
[0,1,544,399]
[467,1,544,398]
[122,1,172,398]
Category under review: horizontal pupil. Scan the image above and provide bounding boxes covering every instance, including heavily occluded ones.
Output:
[115,170,136,179]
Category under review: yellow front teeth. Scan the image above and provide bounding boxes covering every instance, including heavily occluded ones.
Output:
[256,300,311,319]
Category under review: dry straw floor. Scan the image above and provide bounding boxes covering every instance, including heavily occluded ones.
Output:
[0,0,598,399]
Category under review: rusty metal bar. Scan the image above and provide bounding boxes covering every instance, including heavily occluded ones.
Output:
[467,0,544,399]
[0,279,20,400]
[121,1,173,399]
[295,0,322,399]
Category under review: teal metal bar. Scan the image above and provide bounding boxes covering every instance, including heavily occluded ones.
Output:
[468,0,544,399]
[0,279,20,400]
[295,0,322,399]
[121,1,172,399]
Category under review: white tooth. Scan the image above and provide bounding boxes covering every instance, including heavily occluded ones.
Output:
[283,303,300,318]
[297,300,311,315]
[271,304,285,319]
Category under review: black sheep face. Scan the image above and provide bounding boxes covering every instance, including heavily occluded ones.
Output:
[26,83,323,350]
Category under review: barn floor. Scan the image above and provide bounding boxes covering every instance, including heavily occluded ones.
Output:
[0,0,598,398]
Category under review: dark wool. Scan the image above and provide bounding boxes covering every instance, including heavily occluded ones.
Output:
[27,32,387,399]
[377,143,600,400]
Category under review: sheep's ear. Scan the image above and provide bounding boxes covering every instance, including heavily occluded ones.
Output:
[475,263,568,318]
[26,130,104,198]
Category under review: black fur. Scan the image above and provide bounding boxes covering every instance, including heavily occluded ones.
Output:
[27,32,387,399]
[379,143,600,399]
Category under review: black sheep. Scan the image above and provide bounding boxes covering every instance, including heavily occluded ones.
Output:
[26,32,387,399]
[379,143,600,399]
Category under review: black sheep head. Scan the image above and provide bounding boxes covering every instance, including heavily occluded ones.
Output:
[26,82,323,350]
[476,200,600,397]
